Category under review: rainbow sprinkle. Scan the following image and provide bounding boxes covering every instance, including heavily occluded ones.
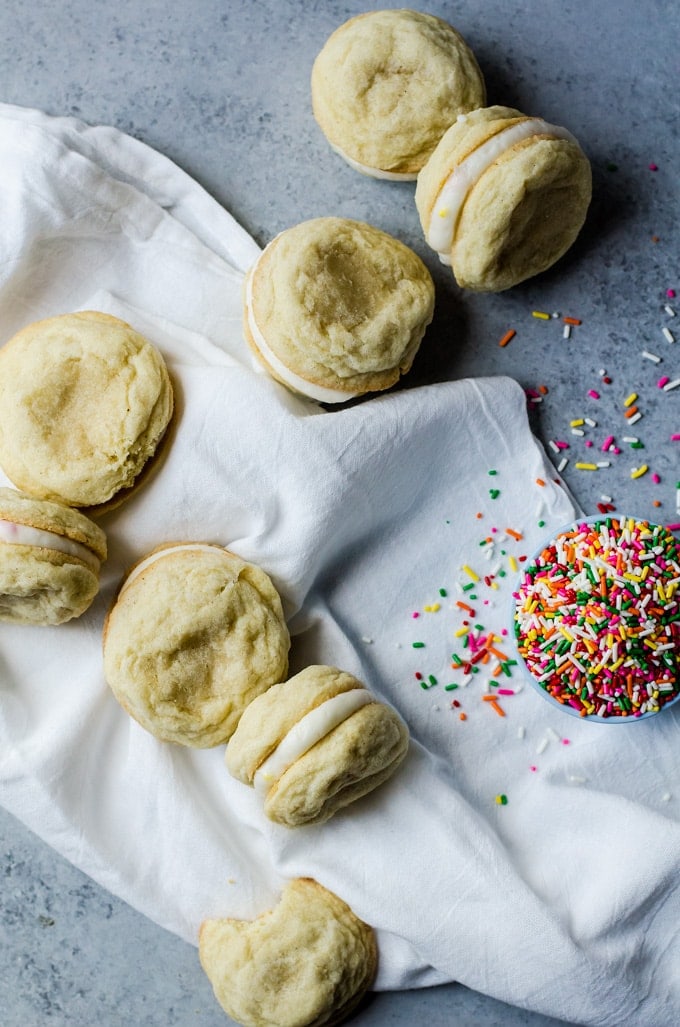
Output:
[513,517,680,719]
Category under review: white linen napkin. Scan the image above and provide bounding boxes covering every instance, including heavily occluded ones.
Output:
[0,103,678,1027]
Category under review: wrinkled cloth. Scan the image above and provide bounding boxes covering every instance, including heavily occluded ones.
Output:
[0,104,678,1027]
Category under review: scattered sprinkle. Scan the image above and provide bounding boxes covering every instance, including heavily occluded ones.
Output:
[499,328,516,348]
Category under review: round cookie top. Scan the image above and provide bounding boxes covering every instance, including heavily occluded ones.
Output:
[199,877,377,1027]
[103,543,290,748]
[312,9,486,177]
[245,217,435,400]
[0,487,107,562]
[415,105,592,291]
[0,311,174,509]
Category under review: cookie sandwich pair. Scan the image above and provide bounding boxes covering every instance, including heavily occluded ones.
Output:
[0,310,174,625]
[312,9,592,292]
[103,541,408,824]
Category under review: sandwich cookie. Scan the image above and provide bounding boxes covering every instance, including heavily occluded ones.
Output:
[312,9,486,179]
[244,217,435,403]
[0,311,174,512]
[0,487,107,625]
[415,105,592,291]
[103,543,290,748]
[226,665,409,826]
[199,877,377,1027]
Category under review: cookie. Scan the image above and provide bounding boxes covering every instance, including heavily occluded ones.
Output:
[312,9,485,179]
[103,543,290,747]
[226,665,409,826]
[244,217,435,403]
[0,487,107,625]
[415,105,592,291]
[0,311,174,512]
[199,877,377,1027]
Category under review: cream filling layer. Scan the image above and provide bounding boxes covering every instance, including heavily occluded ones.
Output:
[426,117,577,262]
[329,141,419,181]
[253,688,374,794]
[119,543,225,596]
[0,519,100,572]
[245,264,361,405]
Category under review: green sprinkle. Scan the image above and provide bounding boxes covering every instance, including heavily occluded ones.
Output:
[428,675,438,686]
[444,683,458,691]
[488,469,498,476]
[451,654,463,665]
[538,519,545,528]
[631,441,644,449]
[412,641,425,649]
[462,582,475,592]
[439,588,447,597]
[489,488,500,499]
[495,794,508,805]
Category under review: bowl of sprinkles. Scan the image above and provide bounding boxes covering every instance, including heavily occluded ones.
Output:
[512,516,680,721]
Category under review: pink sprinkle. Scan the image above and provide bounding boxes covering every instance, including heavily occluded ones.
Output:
[588,389,600,399]
[530,765,538,772]
[601,435,615,451]
[672,434,680,442]
[652,473,661,483]
[562,738,571,746]
[668,289,677,299]
[649,163,658,171]
[667,523,680,531]
[498,688,515,696]
[412,611,420,618]
[612,446,621,455]
[585,440,593,448]
[658,376,670,388]
[554,440,570,450]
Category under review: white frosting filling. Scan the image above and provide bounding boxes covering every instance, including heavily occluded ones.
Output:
[426,117,577,260]
[119,543,225,596]
[0,519,100,572]
[329,141,419,181]
[245,260,361,405]
[253,688,374,794]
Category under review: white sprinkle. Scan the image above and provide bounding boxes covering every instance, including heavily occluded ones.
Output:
[599,368,607,376]
[549,439,560,453]
[641,350,661,363]
[661,792,672,802]
[552,311,561,319]
[546,726,561,742]
[517,725,526,739]
[536,736,549,755]
[627,411,642,424]
[557,457,569,472]
[563,324,571,339]
[568,775,587,785]
[664,305,676,317]
[596,461,611,468]
[622,436,639,443]
[361,637,374,644]
[584,417,597,427]
[663,377,680,391]
[571,427,585,436]
[662,326,675,343]
[600,494,613,503]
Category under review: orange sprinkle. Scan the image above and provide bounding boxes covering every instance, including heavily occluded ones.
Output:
[476,511,484,519]
[624,405,639,418]
[563,316,582,326]
[459,712,467,721]
[535,478,546,487]
[492,665,504,678]
[653,500,662,507]
[456,601,476,614]
[538,385,549,395]
[499,328,516,347]
[486,698,506,717]
[506,528,524,540]
[488,645,509,661]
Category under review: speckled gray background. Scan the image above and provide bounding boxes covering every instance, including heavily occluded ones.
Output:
[0,1,678,1024]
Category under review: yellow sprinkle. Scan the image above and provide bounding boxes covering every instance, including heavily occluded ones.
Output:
[508,555,518,572]
[657,582,666,601]
[454,626,470,638]
[532,310,551,320]
[423,603,441,612]
[606,633,614,649]
[575,462,598,470]
[560,627,575,642]
[623,392,638,407]
[631,464,648,479]
[611,657,624,670]
[490,582,500,590]
[437,207,450,218]
[462,564,479,581]
[570,418,585,427]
